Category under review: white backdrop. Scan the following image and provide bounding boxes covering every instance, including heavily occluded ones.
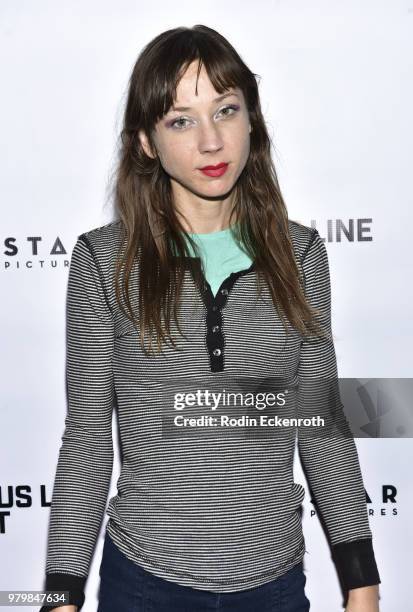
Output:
[1,1,411,610]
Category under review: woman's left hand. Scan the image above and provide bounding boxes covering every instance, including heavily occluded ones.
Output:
[345,584,380,611]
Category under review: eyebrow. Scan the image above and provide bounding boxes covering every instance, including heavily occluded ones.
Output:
[169,92,239,113]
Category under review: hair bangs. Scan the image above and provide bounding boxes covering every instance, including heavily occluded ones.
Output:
[143,28,249,129]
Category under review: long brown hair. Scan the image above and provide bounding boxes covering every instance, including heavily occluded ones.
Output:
[110,24,326,356]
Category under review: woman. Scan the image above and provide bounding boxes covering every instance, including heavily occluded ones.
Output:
[40,25,381,612]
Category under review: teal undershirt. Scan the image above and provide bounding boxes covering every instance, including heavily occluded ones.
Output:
[184,223,253,297]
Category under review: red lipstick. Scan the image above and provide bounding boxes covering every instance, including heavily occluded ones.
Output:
[199,162,229,177]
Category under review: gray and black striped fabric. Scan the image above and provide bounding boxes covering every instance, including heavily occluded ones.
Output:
[41,219,380,610]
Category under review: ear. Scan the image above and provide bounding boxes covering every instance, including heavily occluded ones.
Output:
[138,129,157,159]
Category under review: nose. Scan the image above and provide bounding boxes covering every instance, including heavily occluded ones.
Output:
[197,121,224,154]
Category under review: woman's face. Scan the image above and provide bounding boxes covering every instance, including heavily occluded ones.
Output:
[139,61,251,203]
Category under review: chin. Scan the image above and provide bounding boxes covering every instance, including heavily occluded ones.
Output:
[196,180,234,197]
[171,174,235,200]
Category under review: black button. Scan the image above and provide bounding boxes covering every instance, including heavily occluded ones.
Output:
[212,305,218,312]
[212,348,221,357]
[220,288,229,295]
[212,325,220,333]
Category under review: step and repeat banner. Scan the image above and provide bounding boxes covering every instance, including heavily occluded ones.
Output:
[1,2,410,610]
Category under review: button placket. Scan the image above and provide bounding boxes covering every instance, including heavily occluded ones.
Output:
[205,290,226,372]
[204,275,239,372]
[191,260,256,373]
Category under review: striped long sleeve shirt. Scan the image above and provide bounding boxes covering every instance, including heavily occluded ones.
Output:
[40,219,380,610]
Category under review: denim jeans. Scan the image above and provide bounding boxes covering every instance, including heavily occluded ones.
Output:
[97,530,310,611]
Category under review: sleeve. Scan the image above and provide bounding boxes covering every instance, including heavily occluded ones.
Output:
[40,235,115,611]
[296,229,381,592]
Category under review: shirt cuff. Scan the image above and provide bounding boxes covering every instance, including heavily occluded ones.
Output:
[332,537,381,591]
[39,573,86,610]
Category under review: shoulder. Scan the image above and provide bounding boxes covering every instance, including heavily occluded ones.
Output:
[288,219,320,262]
[288,219,329,287]
[75,219,124,265]
[69,220,125,286]
[78,219,124,251]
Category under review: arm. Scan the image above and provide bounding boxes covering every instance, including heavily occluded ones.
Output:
[296,230,381,598]
[40,236,115,610]
[346,584,380,611]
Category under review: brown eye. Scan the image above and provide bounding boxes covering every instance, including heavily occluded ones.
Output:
[219,104,239,117]
[171,117,190,130]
